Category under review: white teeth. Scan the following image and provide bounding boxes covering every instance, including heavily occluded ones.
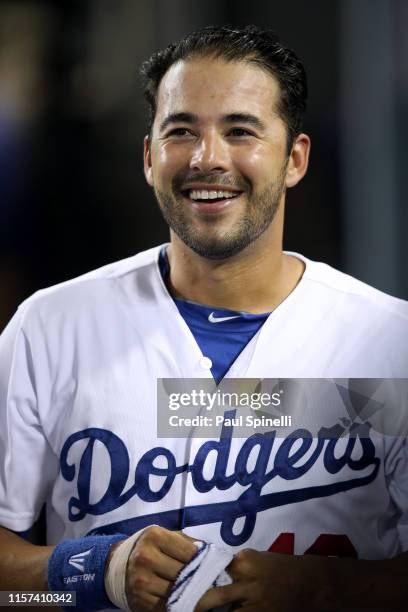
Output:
[188,189,239,200]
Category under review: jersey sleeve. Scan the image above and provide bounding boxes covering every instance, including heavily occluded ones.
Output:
[385,435,408,552]
[0,305,57,532]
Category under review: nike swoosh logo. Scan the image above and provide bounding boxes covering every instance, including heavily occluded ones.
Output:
[208,312,240,323]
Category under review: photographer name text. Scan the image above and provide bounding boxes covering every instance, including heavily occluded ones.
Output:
[168,414,292,429]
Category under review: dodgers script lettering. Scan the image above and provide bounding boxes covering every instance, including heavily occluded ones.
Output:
[60,411,380,545]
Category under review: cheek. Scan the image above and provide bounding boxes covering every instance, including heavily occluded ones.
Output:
[152,144,188,185]
[234,146,271,184]
[237,143,286,186]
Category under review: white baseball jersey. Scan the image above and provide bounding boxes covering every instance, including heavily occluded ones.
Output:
[0,245,408,561]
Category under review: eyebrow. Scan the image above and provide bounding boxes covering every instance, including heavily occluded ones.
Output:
[159,111,266,133]
[159,112,198,132]
[223,113,266,131]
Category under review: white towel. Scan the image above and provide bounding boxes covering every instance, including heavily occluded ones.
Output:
[166,541,234,612]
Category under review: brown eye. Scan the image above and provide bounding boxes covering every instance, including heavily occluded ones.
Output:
[168,128,192,136]
[228,128,253,137]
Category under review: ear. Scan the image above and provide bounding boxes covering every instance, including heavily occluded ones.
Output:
[143,135,154,187]
[285,133,311,188]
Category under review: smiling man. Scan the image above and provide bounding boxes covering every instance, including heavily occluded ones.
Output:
[147,57,298,262]
[0,25,408,612]
[144,41,309,319]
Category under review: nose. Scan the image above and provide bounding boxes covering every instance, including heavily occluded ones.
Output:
[189,131,230,173]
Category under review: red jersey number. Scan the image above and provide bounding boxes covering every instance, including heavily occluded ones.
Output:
[268,532,357,558]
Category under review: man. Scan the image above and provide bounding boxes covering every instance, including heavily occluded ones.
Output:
[0,24,408,611]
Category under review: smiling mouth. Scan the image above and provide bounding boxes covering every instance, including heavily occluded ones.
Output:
[181,189,243,204]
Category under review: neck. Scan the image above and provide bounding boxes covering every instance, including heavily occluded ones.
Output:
[166,216,304,314]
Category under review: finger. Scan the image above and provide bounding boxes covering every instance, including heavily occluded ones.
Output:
[151,550,185,581]
[176,530,203,544]
[126,588,166,612]
[128,544,184,583]
[128,570,173,599]
[195,583,249,611]
[144,526,197,563]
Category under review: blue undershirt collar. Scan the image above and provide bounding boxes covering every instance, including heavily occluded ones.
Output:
[159,247,270,383]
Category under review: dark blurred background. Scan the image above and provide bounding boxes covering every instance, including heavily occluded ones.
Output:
[1,0,407,332]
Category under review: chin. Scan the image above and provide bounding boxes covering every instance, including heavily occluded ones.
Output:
[179,233,252,260]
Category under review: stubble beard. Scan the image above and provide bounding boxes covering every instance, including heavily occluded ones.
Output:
[155,166,287,260]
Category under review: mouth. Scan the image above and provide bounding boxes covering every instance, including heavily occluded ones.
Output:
[180,188,244,214]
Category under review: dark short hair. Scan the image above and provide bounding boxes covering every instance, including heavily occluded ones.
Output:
[140,24,308,153]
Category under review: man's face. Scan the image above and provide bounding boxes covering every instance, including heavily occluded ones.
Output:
[144,56,291,259]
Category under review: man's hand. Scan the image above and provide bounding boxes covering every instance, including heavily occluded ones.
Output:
[196,548,408,611]
[196,549,304,611]
[119,525,197,611]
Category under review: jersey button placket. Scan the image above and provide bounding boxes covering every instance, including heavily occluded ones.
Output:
[200,356,213,370]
